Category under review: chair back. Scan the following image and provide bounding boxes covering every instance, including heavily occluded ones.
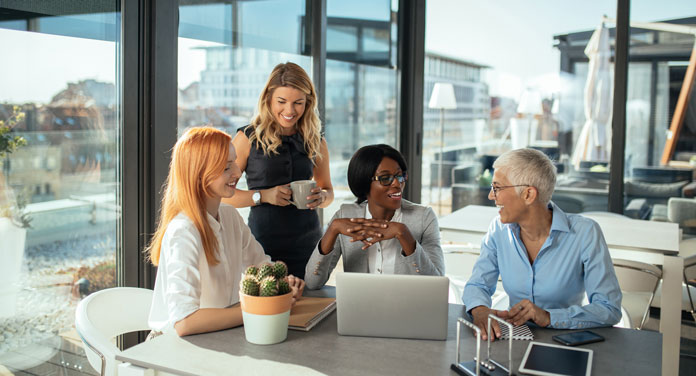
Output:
[613,259,662,293]
[75,287,153,376]
[612,259,662,329]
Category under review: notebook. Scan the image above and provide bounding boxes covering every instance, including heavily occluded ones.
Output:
[499,324,534,340]
[288,297,336,331]
[335,273,449,340]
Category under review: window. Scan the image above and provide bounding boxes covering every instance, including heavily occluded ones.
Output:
[324,0,399,214]
[623,1,696,221]
[0,2,120,372]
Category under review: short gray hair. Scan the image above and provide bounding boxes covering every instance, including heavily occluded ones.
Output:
[492,148,556,205]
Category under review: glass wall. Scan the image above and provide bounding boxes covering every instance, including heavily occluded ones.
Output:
[177,0,399,224]
[178,0,311,221]
[0,3,120,373]
[324,0,399,214]
[424,0,696,219]
[623,1,696,224]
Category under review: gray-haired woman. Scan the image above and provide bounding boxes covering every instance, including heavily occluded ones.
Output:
[463,148,622,340]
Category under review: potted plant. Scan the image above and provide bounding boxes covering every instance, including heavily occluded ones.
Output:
[0,105,30,318]
[239,261,293,345]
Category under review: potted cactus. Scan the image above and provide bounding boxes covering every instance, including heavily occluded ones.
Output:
[239,261,294,345]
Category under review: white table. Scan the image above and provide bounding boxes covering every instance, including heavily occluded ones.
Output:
[115,303,662,376]
[439,204,684,376]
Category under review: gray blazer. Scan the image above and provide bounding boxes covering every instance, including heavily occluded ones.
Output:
[304,199,445,290]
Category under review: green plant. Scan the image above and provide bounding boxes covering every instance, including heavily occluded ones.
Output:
[259,276,279,297]
[272,261,288,279]
[0,105,30,228]
[240,276,260,296]
[244,265,259,277]
[240,261,292,297]
[476,169,492,187]
[257,263,274,280]
[277,278,291,295]
[0,106,27,159]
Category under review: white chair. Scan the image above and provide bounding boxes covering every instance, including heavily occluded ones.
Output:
[649,237,696,316]
[75,287,153,376]
[612,259,662,329]
[681,237,696,322]
[442,243,481,304]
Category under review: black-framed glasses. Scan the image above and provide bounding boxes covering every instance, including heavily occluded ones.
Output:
[373,172,408,186]
[490,184,530,199]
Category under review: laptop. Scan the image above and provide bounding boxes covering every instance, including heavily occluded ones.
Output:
[335,273,449,340]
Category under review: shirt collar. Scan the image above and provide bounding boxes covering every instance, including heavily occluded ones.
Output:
[365,205,402,222]
[206,211,222,233]
[505,200,570,234]
[548,201,571,233]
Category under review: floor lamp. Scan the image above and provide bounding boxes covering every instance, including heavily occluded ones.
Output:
[517,88,541,147]
[429,83,457,215]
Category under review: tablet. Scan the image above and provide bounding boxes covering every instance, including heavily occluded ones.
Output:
[519,342,593,376]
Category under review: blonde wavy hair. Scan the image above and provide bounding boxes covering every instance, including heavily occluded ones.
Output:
[146,126,232,266]
[246,62,322,162]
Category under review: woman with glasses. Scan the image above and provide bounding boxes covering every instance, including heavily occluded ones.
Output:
[304,144,444,290]
[463,148,622,340]
[223,62,333,279]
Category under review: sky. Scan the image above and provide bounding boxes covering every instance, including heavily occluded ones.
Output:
[425,0,696,98]
[1,1,695,104]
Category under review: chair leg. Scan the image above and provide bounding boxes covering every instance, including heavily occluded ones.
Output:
[685,274,696,323]
[639,287,659,330]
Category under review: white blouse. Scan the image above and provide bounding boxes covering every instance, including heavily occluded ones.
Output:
[148,204,270,332]
[365,207,403,275]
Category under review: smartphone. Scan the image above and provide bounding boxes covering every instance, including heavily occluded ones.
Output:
[552,330,605,346]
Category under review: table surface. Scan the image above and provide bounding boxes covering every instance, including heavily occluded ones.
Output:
[440,205,680,254]
[117,294,661,375]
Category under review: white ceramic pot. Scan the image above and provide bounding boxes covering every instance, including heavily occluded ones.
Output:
[239,292,293,345]
[0,217,27,318]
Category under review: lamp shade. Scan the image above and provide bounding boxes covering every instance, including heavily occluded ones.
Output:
[429,83,457,109]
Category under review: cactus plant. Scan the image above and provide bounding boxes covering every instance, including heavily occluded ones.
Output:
[244,265,259,278]
[277,277,291,295]
[240,276,260,296]
[259,276,279,297]
[272,261,288,279]
[257,263,275,280]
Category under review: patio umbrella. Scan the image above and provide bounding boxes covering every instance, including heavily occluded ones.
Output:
[572,21,613,168]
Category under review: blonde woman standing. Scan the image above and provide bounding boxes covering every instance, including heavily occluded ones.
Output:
[224,62,333,279]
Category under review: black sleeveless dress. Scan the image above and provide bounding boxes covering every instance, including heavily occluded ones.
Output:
[240,126,321,279]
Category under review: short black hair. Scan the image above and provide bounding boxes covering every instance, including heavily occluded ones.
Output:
[347,144,408,204]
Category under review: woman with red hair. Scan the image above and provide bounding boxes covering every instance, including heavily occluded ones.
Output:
[146,126,303,337]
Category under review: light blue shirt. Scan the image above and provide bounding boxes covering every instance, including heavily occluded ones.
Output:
[463,202,622,329]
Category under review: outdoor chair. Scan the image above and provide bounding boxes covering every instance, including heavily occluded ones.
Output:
[667,197,696,235]
[612,259,662,329]
[75,287,153,376]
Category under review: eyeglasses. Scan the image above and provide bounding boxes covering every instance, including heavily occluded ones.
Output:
[372,172,408,186]
[490,184,530,199]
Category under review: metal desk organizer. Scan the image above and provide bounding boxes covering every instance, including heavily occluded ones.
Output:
[451,314,515,376]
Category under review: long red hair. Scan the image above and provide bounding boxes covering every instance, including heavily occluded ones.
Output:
[146,126,232,266]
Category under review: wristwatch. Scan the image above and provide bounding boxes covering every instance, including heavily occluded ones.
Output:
[252,190,262,206]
